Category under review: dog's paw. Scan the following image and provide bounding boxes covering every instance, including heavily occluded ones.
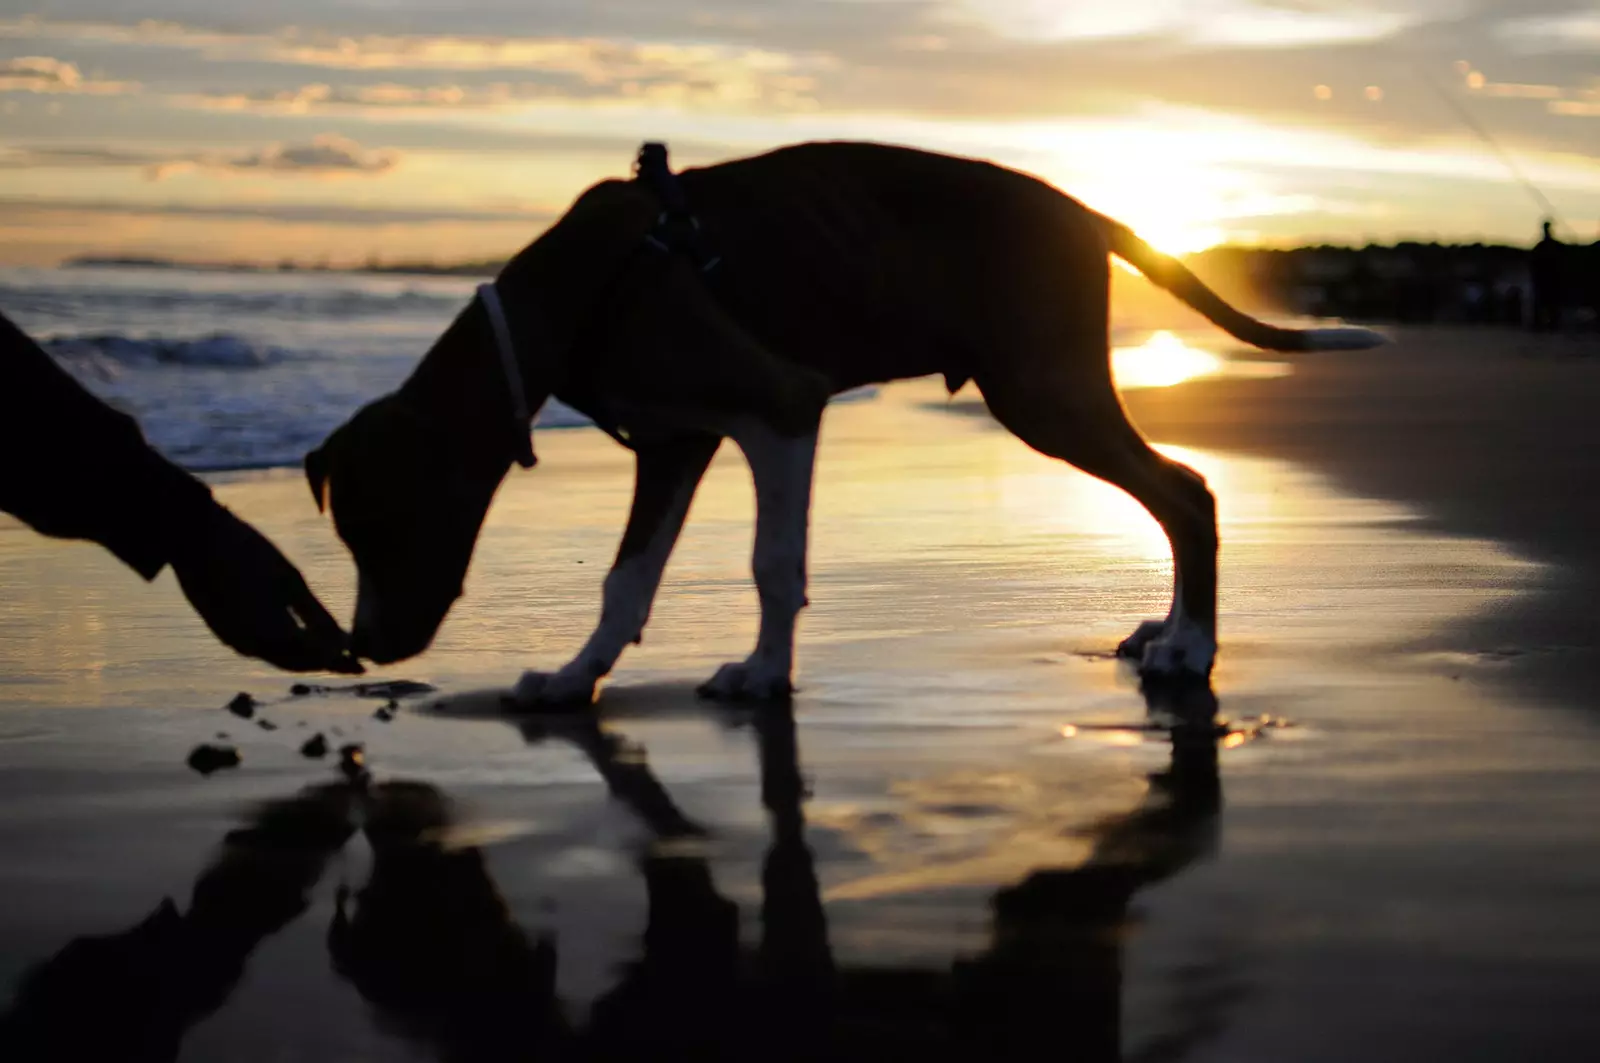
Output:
[1116,619,1170,660]
[696,659,793,703]
[513,667,598,710]
[1137,625,1216,680]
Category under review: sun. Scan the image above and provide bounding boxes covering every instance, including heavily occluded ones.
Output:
[1042,157,1235,258]
[1097,191,1229,258]
[1127,218,1228,258]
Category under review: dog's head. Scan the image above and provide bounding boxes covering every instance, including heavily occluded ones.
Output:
[306,395,508,664]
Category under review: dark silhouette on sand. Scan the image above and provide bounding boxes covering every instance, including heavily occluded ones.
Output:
[0,782,360,1061]
[0,684,1225,1062]
[1531,220,1567,333]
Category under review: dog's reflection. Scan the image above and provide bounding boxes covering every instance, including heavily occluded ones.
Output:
[327,781,568,1061]
[1,684,1225,1063]
[549,683,1225,1062]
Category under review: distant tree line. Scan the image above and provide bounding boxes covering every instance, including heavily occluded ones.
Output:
[1187,237,1600,329]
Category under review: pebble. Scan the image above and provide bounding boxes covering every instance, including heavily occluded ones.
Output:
[226,692,256,720]
[187,744,241,776]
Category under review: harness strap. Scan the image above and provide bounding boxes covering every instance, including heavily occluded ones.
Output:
[634,142,721,273]
[470,144,716,464]
[476,282,537,469]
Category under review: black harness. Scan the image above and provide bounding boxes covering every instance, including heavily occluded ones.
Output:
[478,142,723,460]
[635,142,722,275]
[552,142,726,449]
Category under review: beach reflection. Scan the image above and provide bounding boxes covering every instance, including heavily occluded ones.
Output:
[1113,331,1224,390]
[0,683,1224,1063]
[1112,331,1290,391]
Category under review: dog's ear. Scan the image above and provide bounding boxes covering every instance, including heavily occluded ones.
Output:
[304,446,330,514]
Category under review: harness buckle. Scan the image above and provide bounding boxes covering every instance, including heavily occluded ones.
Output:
[634,142,721,274]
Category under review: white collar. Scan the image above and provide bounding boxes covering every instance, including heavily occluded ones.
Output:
[476,282,537,469]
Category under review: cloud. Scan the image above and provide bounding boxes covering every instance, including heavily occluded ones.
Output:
[0,145,160,168]
[0,17,827,109]
[1499,12,1600,53]
[0,55,138,94]
[0,135,399,179]
[0,194,554,227]
[174,81,553,115]
[217,133,397,175]
[939,0,1423,47]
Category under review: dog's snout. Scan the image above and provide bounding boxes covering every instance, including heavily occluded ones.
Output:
[351,578,392,663]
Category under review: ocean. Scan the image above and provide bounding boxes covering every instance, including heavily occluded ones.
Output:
[0,263,1282,474]
[0,265,605,473]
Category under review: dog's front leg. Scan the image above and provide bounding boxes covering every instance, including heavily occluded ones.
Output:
[515,433,719,708]
[698,420,819,702]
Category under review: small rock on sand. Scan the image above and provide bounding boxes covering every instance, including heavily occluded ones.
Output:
[226,692,255,719]
[257,719,279,731]
[300,733,329,759]
[187,744,241,776]
[373,703,396,722]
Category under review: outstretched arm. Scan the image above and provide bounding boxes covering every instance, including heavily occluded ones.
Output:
[0,310,358,672]
[0,310,212,578]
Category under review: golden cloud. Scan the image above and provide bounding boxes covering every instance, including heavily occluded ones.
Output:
[0,55,138,94]
[0,134,398,179]
[0,17,828,109]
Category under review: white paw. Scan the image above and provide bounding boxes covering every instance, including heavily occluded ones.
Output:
[1138,624,1216,679]
[696,657,793,702]
[1117,619,1170,660]
[513,666,599,709]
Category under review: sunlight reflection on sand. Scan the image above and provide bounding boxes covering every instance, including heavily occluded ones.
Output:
[1112,330,1290,391]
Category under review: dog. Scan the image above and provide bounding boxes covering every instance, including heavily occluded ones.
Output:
[305,141,1382,705]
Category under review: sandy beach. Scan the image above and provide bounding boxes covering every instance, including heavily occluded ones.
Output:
[3,327,1600,1060]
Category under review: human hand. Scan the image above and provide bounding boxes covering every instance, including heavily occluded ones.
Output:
[170,502,362,674]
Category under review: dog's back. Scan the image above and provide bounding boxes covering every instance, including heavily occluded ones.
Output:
[672,142,1083,391]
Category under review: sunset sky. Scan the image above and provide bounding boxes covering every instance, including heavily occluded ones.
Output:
[1,1,1597,266]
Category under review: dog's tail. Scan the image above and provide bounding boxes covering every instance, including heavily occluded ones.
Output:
[1098,215,1386,352]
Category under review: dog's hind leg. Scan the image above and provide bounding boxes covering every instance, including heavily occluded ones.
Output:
[515,432,720,708]
[987,384,1217,677]
[697,419,820,702]
[974,284,1218,679]
[1114,458,1214,658]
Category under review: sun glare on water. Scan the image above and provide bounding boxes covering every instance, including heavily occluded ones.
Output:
[1112,331,1224,390]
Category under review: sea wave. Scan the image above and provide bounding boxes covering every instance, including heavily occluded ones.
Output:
[44,332,292,369]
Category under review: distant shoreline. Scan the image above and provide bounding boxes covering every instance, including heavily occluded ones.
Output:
[62,239,1562,278]
[60,254,504,278]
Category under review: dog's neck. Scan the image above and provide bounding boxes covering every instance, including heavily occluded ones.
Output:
[395,299,547,476]
[392,254,576,470]
[396,179,656,467]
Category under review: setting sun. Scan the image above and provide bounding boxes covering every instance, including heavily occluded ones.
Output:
[1100,185,1231,256]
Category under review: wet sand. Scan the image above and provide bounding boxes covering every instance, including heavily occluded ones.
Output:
[1123,326,1600,706]
[2,333,1600,1060]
